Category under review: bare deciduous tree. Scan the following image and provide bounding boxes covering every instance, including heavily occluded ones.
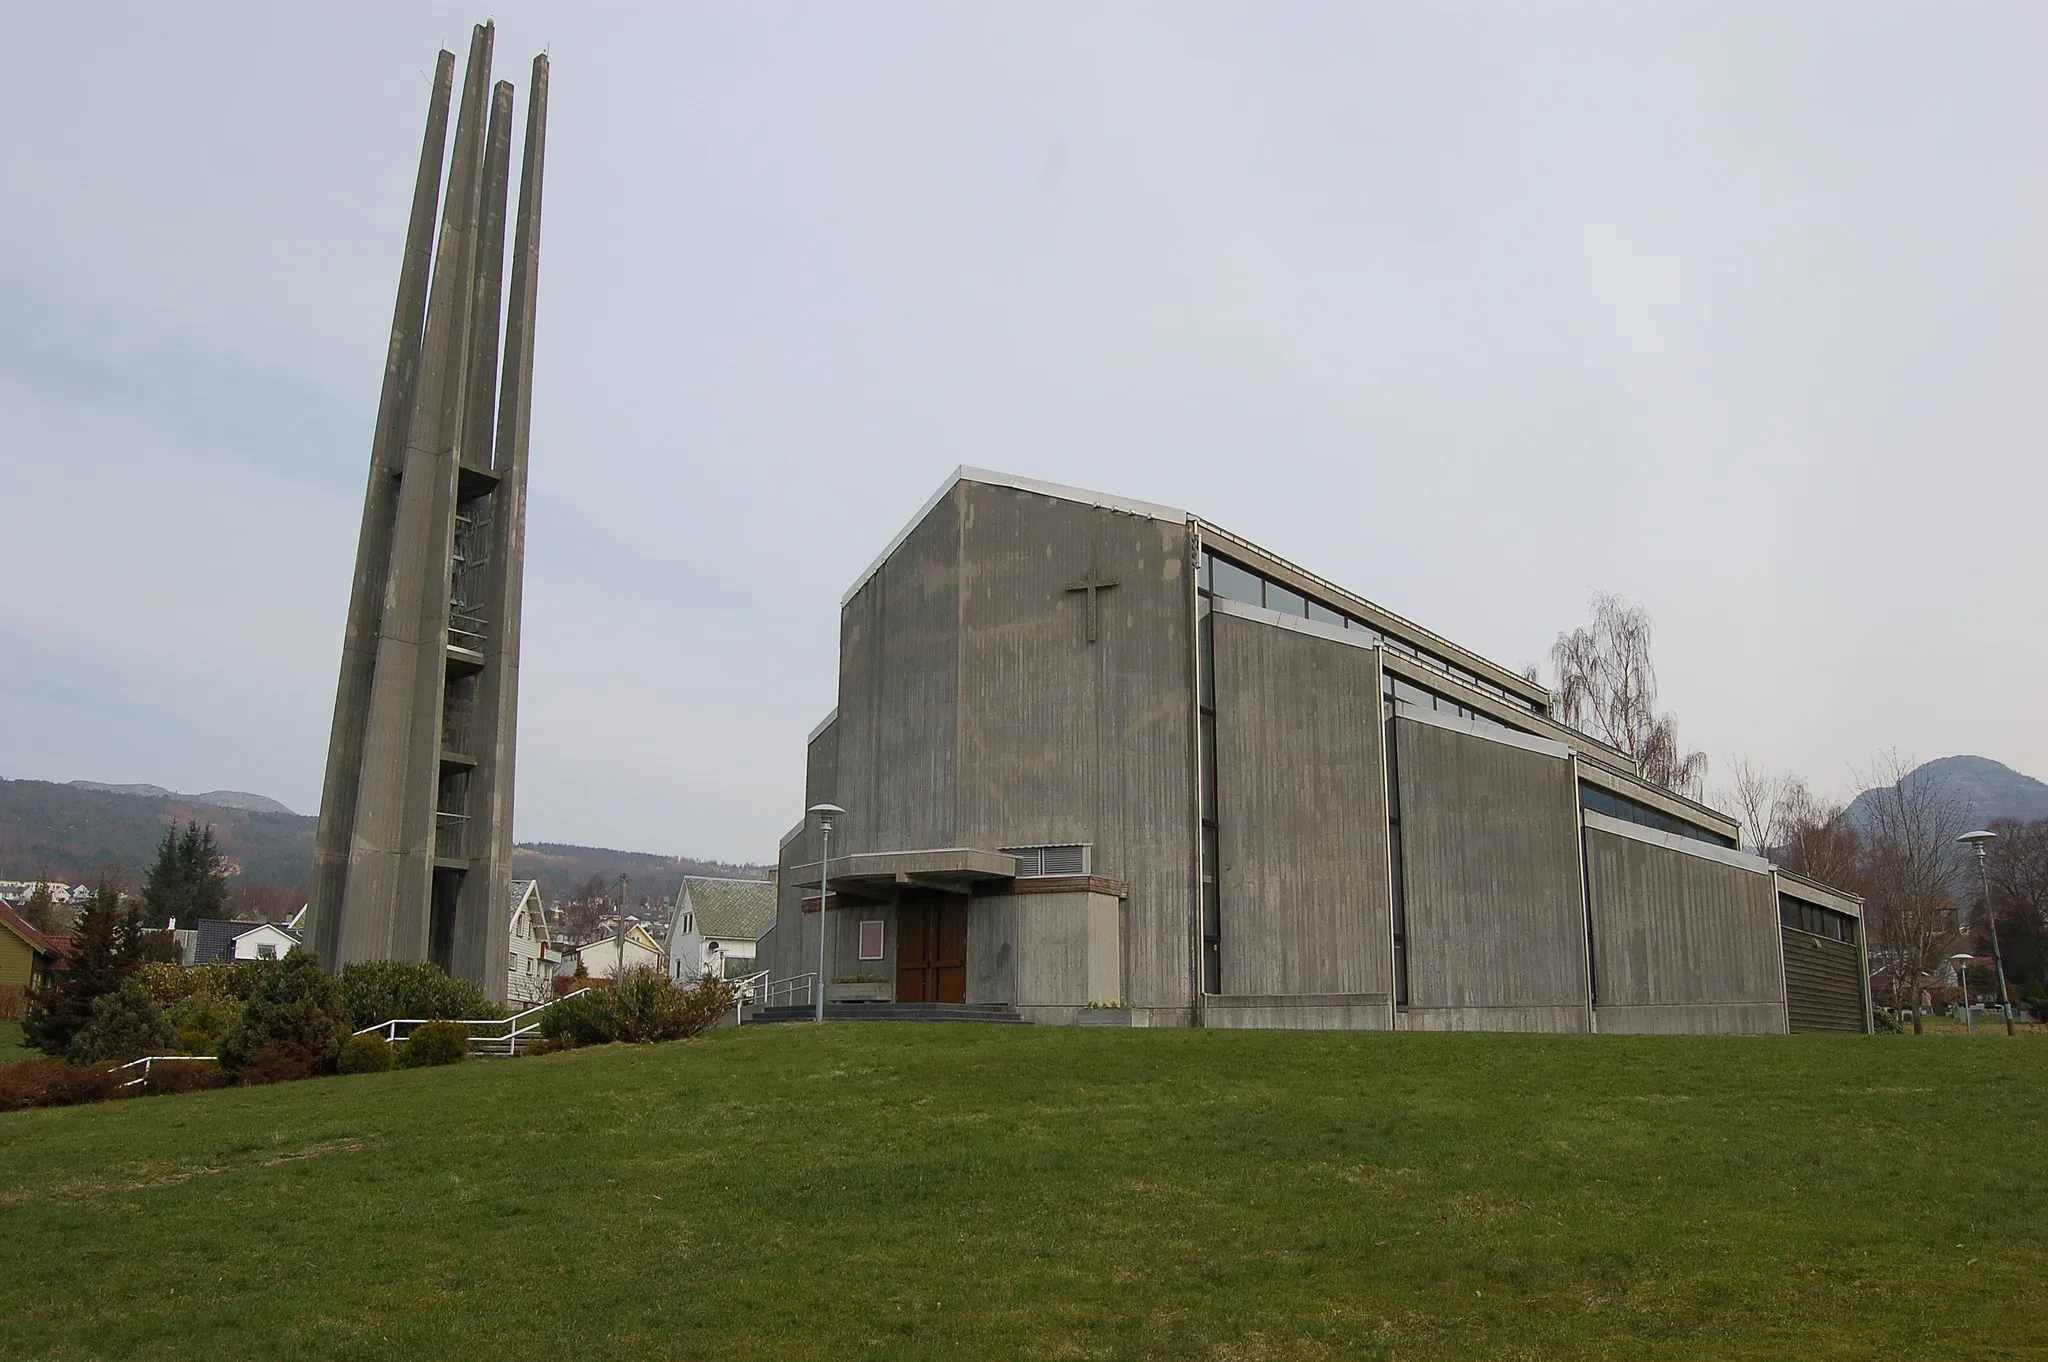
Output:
[1718,757,1797,856]
[1775,784,1864,894]
[1549,591,1707,796]
[1858,751,1968,1034]
[561,873,610,945]
[1983,817,2048,1004]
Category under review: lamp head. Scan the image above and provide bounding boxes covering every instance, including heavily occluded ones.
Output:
[808,802,846,830]
[1957,829,1996,848]
[1950,952,1975,964]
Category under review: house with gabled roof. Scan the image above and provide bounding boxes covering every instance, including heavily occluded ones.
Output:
[667,877,776,983]
[507,879,559,1006]
[191,918,301,965]
[0,900,57,1003]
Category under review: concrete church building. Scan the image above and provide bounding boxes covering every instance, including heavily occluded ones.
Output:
[769,468,1870,1034]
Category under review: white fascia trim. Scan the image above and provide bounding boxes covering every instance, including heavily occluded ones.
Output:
[1210,595,1368,649]
[1583,810,1774,874]
[1212,598,1572,760]
[1396,702,1572,761]
[806,708,839,744]
[1774,871,1865,920]
[841,466,1190,606]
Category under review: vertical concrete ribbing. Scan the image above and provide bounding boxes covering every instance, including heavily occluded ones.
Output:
[452,67,538,998]
[340,22,495,966]
[309,49,455,970]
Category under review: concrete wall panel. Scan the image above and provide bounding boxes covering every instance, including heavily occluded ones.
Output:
[1584,824,1787,1033]
[953,484,1195,1016]
[1213,612,1391,1000]
[1394,715,1589,1023]
[1203,994,1393,1030]
[836,488,961,856]
[1400,1006,1587,1033]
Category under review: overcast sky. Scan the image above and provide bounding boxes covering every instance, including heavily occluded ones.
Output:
[2,4,2042,863]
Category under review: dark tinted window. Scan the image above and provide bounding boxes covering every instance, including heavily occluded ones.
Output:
[1211,556,1263,607]
[1264,581,1307,617]
[1307,599,1345,627]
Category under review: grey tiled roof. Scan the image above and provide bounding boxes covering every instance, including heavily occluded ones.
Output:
[192,918,300,965]
[677,877,775,942]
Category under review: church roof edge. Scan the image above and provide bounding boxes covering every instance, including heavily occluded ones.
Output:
[841,467,1189,606]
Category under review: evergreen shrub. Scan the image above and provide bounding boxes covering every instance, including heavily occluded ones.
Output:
[217,949,352,1080]
[539,968,737,1047]
[338,961,500,1031]
[398,1020,471,1068]
[67,981,175,1066]
[337,1033,397,1074]
[167,990,244,1055]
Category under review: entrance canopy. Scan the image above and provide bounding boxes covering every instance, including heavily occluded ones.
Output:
[787,847,1020,905]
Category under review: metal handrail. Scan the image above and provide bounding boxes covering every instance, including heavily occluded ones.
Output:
[761,973,815,1009]
[353,988,596,1053]
[728,968,771,1025]
[115,1055,217,1088]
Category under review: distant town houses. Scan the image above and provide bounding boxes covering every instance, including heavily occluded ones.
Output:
[558,922,663,981]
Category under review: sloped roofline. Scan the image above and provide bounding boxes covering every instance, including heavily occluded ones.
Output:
[842,467,1188,607]
[838,465,1548,713]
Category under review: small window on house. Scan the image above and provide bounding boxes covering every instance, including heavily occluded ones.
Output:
[858,920,885,960]
[257,943,278,960]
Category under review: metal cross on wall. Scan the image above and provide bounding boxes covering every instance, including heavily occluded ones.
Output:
[1064,566,1119,644]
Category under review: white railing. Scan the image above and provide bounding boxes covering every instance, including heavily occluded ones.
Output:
[761,973,815,1010]
[729,968,771,1026]
[353,988,595,1057]
[116,1055,216,1088]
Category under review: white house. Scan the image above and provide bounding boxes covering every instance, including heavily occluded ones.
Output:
[558,922,663,981]
[507,879,559,1006]
[190,918,301,965]
[668,877,777,984]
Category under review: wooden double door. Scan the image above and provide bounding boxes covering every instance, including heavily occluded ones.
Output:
[896,901,968,1004]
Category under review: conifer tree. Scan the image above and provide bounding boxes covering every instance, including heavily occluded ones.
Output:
[20,874,62,935]
[142,821,229,928]
[23,883,143,1057]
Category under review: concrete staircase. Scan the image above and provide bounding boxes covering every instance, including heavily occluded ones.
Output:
[748,1001,1025,1025]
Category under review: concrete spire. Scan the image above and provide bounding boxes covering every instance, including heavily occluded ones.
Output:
[455,52,548,989]
[309,48,456,971]
[311,23,548,1002]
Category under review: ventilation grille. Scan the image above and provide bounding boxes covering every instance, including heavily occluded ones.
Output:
[1002,844,1091,878]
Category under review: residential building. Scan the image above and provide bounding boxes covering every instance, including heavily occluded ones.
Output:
[191,919,303,965]
[667,877,776,983]
[507,879,559,1006]
[559,923,663,981]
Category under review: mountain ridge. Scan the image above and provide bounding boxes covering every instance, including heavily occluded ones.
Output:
[0,777,768,909]
[1844,755,2048,832]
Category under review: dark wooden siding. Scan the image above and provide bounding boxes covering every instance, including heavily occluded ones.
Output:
[1782,926,1866,1032]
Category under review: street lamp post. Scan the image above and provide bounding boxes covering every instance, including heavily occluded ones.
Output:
[1950,952,1975,1036]
[1957,831,2014,1037]
[809,803,845,1023]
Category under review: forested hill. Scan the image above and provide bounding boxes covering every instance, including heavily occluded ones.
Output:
[1846,756,2048,832]
[0,778,769,908]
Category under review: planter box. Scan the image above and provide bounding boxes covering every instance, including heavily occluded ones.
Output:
[1076,1008,1130,1028]
[829,982,893,1003]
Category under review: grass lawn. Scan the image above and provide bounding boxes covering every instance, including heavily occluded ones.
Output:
[2,1025,2044,1360]
[0,1021,27,1063]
